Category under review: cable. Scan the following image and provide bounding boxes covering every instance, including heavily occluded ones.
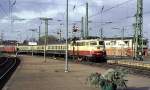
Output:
[73,0,79,11]
[89,0,135,18]
[108,11,150,24]
[0,3,9,17]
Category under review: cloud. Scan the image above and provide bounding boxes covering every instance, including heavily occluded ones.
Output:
[69,5,86,20]
[0,16,10,23]
[13,8,64,20]
[89,0,103,6]
[17,0,52,3]
[0,0,150,42]
[0,19,9,23]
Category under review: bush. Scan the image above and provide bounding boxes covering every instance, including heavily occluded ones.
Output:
[87,68,128,90]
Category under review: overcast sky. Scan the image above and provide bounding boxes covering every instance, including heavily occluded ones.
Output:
[0,0,150,44]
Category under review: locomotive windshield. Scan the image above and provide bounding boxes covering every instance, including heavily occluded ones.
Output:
[99,41,104,45]
[90,41,97,45]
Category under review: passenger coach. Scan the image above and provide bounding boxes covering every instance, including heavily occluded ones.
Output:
[0,39,107,62]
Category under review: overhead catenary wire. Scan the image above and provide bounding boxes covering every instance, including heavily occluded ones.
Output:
[0,4,9,18]
[89,0,135,18]
[105,11,150,24]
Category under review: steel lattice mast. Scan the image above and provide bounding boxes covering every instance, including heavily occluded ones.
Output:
[134,0,143,60]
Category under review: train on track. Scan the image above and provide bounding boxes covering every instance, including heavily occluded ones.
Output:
[0,39,107,62]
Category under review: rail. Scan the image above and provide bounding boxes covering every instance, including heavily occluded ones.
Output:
[0,57,9,66]
[80,61,150,78]
[0,57,17,80]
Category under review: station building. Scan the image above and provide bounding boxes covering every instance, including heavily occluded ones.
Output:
[103,37,148,57]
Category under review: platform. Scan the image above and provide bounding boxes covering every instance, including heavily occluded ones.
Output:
[3,56,150,90]
[107,59,150,69]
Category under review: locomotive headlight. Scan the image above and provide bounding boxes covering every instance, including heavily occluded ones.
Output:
[97,46,100,49]
[97,46,104,51]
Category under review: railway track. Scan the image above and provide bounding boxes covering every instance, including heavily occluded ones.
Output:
[80,61,150,78]
[0,56,20,89]
[46,56,150,77]
[0,57,10,67]
[14,55,150,78]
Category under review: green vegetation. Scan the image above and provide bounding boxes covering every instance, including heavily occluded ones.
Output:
[0,52,5,57]
[39,35,59,44]
[87,68,128,90]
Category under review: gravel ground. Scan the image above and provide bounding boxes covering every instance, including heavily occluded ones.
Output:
[3,55,150,90]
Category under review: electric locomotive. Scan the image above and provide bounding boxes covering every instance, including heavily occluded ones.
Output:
[69,39,106,62]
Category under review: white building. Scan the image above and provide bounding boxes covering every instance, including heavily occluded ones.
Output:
[103,37,148,56]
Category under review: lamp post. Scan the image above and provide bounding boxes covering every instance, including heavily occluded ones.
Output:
[29,28,38,56]
[100,6,104,39]
[65,0,69,72]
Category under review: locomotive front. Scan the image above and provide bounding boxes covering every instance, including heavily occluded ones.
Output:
[89,40,106,60]
[69,39,107,62]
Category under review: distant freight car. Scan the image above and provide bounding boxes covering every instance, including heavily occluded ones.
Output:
[0,45,16,53]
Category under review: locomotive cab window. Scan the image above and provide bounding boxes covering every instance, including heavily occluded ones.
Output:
[99,41,104,45]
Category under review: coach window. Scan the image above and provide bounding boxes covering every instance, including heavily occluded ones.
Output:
[78,42,83,46]
[86,42,88,45]
[76,42,79,46]
[55,46,57,50]
[71,42,73,46]
[106,42,110,45]
[64,46,66,49]
[90,41,97,45]
[57,46,59,50]
[50,46,52,49]
[111,41,116,45]
[82,42,86,46]
[124,41,129,46]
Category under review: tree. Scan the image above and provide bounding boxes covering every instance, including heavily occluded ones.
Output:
[39,35,59,44]
[23,40,29,45]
